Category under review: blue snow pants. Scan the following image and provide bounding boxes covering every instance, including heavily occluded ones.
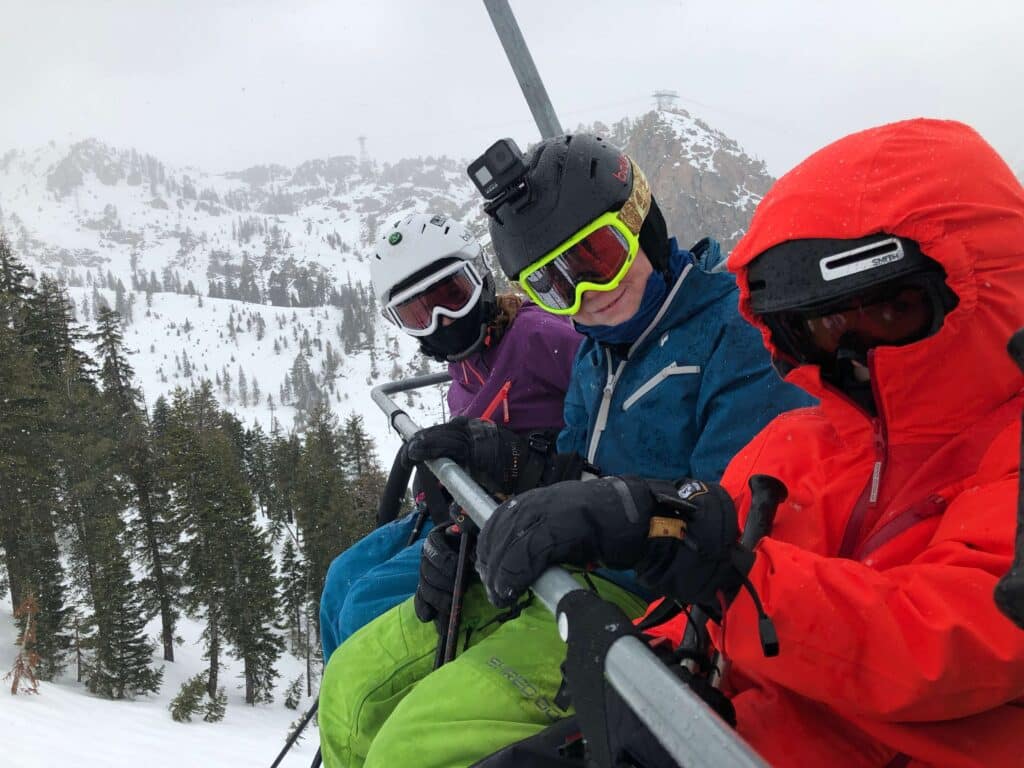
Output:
[319,513,434,661]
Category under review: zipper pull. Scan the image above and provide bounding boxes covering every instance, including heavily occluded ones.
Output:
[869,418,884,505]
[869,461,882,504]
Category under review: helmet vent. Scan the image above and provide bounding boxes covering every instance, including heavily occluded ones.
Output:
[589,158,598,179]
[819,238,904,282]
[444,226,450,235]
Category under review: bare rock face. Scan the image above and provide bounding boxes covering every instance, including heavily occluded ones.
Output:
[588,110,775,253]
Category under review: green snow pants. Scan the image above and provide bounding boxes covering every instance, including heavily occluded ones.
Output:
[318,577,646,768]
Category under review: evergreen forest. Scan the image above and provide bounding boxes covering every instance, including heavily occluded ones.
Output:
[0,232,386,716]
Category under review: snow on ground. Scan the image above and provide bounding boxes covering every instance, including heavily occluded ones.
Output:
[0,606,320,768]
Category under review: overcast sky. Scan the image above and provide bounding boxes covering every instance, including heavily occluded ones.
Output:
[2,0,1022,177]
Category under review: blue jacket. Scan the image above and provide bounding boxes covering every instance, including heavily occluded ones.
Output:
[557,238,815,481]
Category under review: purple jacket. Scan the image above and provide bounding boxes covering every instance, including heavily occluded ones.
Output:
[446,303,580,434]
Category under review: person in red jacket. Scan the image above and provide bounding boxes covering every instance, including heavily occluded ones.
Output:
[471,118,1024,767]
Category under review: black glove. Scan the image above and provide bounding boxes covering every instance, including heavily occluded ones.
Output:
[405,417,583,498]
[476,475,750,610]
[414,522,473,629]
[411,524,479,638]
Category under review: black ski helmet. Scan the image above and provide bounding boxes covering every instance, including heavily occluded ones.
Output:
[486,134,671,281]
[747,233,958,408]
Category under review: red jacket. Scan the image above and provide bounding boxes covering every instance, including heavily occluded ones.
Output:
[648,119,1024,767]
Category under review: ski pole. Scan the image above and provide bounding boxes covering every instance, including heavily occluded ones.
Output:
[710,475,787,686]
[443,514,477,665]
[372,376,768,768]
[432,513,477,669]
[404,496,431,547]
[678,474,786,684]
[994,327,1024,628]
[270,699,318,768]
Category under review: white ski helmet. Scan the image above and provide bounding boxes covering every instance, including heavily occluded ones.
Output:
[370,212,483,305]
[371,212,497,361]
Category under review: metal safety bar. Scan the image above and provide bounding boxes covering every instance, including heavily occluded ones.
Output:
[371,374,766,768]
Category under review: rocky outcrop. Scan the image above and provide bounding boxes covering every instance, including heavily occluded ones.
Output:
[590,110,774,252]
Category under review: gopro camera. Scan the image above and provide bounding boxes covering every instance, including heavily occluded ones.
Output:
[467,138,528,200]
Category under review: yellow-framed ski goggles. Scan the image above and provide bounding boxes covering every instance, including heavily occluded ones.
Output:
[517,159,652,315]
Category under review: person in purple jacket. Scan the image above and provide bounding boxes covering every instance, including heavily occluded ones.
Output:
[318,211,581,660]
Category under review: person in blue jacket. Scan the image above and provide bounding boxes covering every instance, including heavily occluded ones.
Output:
[317,134,814,768]
[318,212,581,661]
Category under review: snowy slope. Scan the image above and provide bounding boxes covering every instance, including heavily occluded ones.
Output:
[0,605,318,768]
[0,138,474,459]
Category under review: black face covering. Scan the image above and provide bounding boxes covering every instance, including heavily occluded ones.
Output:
[829,345,876,415]
[418,301,488,362]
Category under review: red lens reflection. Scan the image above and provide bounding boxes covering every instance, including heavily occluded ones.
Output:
[392,269,476,330]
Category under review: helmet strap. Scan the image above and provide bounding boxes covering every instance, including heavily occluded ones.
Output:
[639,195,671,282]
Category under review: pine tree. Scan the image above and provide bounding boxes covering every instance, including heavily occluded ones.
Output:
[340,413,386,540]
[284,674,303,710]
[293,402,355,605]
[92,307,181,664]
[0,242,71,677]
[241,423,273,517]
[267,431,301,533]
[165,384,233,698]
[169,673,207,722]
[237,366,248,407]
[223,523,284,704]
[279,537,308,653]
[203,686,227,722]
[41,304,161,699]
[166,383,280,702]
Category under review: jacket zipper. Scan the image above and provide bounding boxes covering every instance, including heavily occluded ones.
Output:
[838,353,888,558]
[587,349,626,463]
[584,263,696,464]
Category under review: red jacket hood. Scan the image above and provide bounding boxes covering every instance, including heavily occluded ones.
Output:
[730,118,1024,442]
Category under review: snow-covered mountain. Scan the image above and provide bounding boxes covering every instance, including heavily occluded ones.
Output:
[0,108,773,460]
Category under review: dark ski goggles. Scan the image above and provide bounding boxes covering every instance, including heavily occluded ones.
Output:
[517,158,651,315]
[383,260,483,336]
[763,277,946,366]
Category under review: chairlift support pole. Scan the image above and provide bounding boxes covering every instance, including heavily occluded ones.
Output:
[482,0,563,139]
[372,375,767,768]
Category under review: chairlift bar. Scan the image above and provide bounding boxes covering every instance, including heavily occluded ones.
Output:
[371,375,766,767]
[482,0,563,139]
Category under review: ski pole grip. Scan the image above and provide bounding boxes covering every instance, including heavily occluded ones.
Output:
[742,475,787,548]
[994,328,1024,629]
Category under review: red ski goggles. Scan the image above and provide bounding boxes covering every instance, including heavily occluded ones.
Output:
[518,159,651,315]
[383,260,484,336]
[764,280,940,365]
